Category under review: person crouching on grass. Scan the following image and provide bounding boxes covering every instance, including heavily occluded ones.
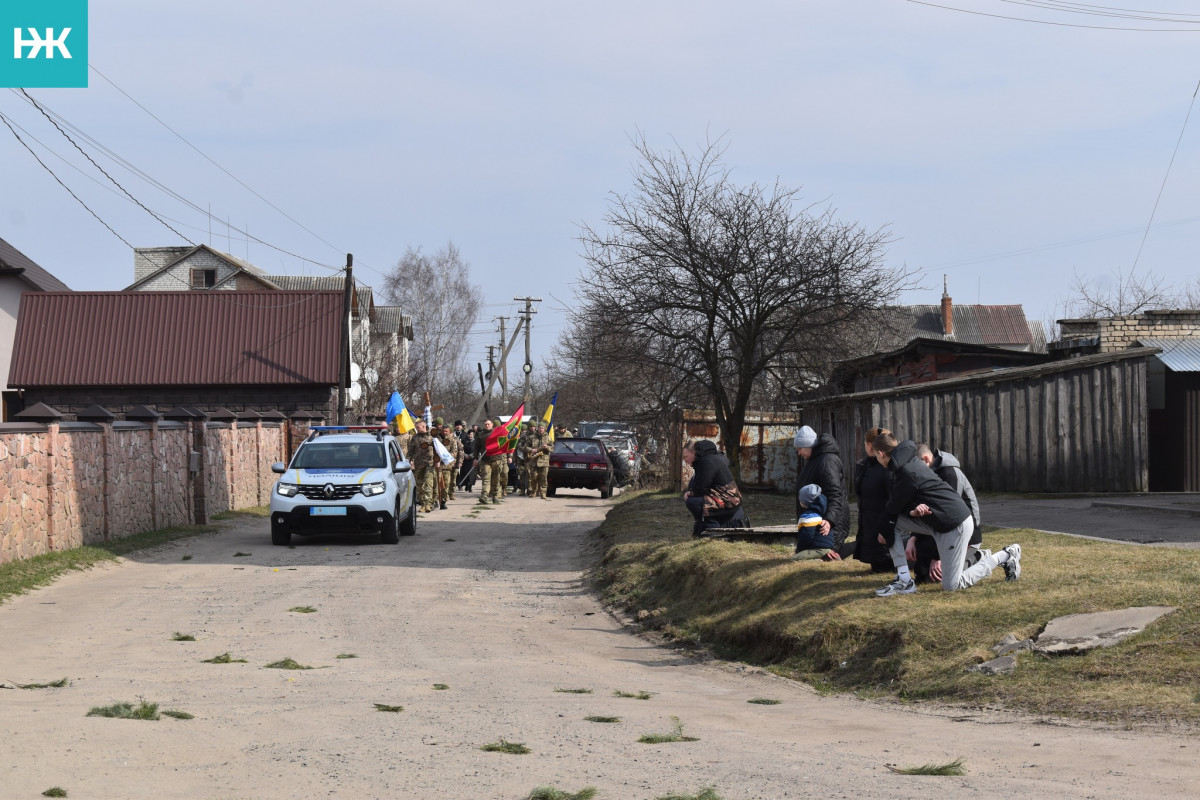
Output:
[871,432,1022,597]
[792,484,836,560]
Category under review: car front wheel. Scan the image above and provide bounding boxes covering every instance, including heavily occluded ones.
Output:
[398,492,416,536]
[380,501,400,544]
[271,520,291,546]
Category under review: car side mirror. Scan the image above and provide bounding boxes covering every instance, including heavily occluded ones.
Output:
[271,462,287,474]
[393,463,412,473]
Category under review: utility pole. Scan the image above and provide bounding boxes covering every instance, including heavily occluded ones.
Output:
[337,253,353,425]
[486,345,497,417]
[514,296,541,407]
[495,316,510,406]
[466,317,525,426]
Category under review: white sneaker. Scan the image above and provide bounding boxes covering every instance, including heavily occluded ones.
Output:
[1002,544,1022,581]
[874,578,916,597]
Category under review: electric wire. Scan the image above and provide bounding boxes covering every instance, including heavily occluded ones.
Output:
[19,88,195,245]
[0,111,133,249]
[906,0,1200,30]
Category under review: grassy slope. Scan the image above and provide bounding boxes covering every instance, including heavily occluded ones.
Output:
[591,491,1200,726]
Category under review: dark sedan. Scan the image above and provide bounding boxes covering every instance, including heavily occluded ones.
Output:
[547,438,615,498]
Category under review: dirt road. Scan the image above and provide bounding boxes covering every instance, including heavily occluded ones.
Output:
[2,490,1197,799]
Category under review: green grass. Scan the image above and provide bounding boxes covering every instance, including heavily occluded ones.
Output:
[887,757,966,776]
[264,658,312,670]
[336,653,358,659]
[554,687,592,694]
[613,690,653,700]
[480,739,531,754]
[86,701,160,720]
[171,632,196,641]
[591,490,1200,726]
[584,715,621,723]
[17,677,69,689]
[288,606,317,613]
[638,715,697,743]
[162,710,194,720]
[181,555,193,561]
[233,552,251,557]
[747,697,781,705]
[528,788,597,800]
[432,683,449,690]
[655,790,722,800]
[42,789,68,798]
[373,704,403,713]
[212,506,270,520]
[0,522,221,606]
[202,653,247,664]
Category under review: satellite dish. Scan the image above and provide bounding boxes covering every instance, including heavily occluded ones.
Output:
[349,362,362,382]
[348,382,362,402]
[364,367,380,385]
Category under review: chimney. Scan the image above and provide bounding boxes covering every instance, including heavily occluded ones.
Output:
[941,275,953,337]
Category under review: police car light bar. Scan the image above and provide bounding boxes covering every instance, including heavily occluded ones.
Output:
[310,426,388,431]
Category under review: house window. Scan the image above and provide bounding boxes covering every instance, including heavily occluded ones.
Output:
[191,268,216,289]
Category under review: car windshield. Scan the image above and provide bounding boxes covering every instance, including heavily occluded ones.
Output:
[291,441,386,469]
[554,440,602,456]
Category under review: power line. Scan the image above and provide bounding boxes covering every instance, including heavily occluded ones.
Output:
[0,111,133,249]
[1131,78,1200,273]
[906,0,1200,30]
[19,89,194,245]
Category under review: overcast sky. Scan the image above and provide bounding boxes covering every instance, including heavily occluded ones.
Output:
[4,1,1200,372]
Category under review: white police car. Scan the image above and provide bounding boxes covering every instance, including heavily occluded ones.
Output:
[269,426,415,546]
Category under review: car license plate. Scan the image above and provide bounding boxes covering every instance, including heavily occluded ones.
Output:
[310,507,347,516]
[564,463,587,469]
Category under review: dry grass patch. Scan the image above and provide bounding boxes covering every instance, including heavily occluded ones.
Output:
[374,704,403,713]
[584,715,621,723]
[655,790,722,800]
[42,789,68,798]
[613,689,653,700]
[747,697,781,705]
[288,606,317,614]
[481,739,530,754]
[202,653,247,664]
[638,715,697,743]
[171,632,196,641]
[17,677,69,689]
[264,658,312,670]
[591,491,1200,726]
[528,788,597,800]
[87,701,160,720]
[887,757,966,776]
[554,687,592,694]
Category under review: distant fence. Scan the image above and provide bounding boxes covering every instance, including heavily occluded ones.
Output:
[668,347,1154,496]
[0,417,290,565]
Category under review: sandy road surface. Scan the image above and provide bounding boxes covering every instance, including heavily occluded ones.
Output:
[2,490,1198,800]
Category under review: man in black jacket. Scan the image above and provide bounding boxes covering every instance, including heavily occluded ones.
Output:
[872,433,1022,596]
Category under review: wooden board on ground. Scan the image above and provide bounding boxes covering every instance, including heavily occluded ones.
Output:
[700,524,797,545]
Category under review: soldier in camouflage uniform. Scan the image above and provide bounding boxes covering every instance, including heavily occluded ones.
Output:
[406,419,438,513]
[524,423,553,499]
[474,418,505,504]
[515,425,532,495]
[436,422,463,509]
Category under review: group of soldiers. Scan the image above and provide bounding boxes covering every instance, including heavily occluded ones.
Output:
[396,415,556,512]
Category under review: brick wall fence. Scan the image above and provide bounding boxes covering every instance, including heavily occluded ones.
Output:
[0,416,290,565]
[1059,310,1200,351]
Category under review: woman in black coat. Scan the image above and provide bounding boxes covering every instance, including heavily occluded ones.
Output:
[794,426,851,557]
[683,440,741,537]
[853,427,894,572]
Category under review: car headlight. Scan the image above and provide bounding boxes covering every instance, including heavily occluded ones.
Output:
[362,482,386,497]
[276,483,299,497]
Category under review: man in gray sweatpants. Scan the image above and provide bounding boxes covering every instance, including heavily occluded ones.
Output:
[871,433,1022,596]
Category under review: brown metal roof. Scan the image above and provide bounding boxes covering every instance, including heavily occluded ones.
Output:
[8,291,343,387]
[882,305,1037,350]
[0,236,71,292]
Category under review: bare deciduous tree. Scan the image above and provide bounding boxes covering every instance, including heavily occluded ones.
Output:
[1065,266,1177,319]
[382,242,482,399]
[571,135,913,477]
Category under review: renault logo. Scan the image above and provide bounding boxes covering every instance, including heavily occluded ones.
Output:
[323,483,335,499]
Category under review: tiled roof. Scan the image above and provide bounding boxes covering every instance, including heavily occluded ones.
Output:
[881,305,1037,350]
[8,291,343,387]
[0,236,71,291]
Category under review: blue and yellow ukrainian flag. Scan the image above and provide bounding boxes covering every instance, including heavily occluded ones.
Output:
[542,391,557,442]
[385,391,416,434]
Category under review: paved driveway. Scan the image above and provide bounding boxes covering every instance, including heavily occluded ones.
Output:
[983,493,1200,546]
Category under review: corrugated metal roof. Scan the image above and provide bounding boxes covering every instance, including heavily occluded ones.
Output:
[884,305,1036,350]
[265,276,374,317]
[373,305,404,334]
[8,291,343,387]
[0,236,71,291]
[1139,338,1200,372]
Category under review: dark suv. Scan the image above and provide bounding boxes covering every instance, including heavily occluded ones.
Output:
[547,437,615,498]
